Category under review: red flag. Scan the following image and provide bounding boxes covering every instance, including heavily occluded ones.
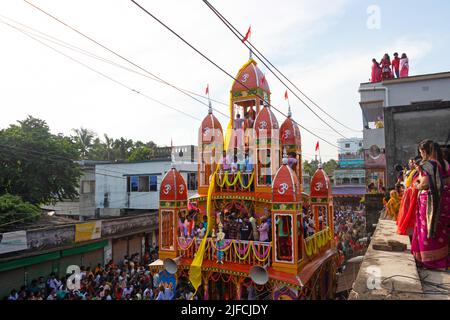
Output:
[205,84,209,95]
[261,74,266,84]
[242,25,251,43]
[284,90,288,100]
[315,141,320,152]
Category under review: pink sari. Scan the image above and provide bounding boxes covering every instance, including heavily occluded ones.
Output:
[411,160,450,269]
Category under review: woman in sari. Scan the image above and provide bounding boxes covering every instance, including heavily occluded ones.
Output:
[397,158,421,235]
[385,190,400,220]
[371,58,382,83]
[400,53,409,78]
[411,140,450,269]
[380,54,393,80]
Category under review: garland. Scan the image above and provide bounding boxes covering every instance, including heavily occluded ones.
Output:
[177,237,196,251]
[304,228,331,257]
[233,241,252,260]
[216,171,255,189]
[234,241,250,256]
[251,242,271,262]
[238,171,255,190]
[209,239,234,252]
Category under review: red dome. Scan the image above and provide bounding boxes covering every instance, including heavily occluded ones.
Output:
[272,162,301,203]
[310,167,332,198]
[199,111,223,144]
[160,168,188,201]
[231,59,270,93]
[280,116,301,146]
[254,106,279,140]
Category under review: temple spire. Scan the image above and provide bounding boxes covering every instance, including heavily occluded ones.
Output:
[206,84,212,114]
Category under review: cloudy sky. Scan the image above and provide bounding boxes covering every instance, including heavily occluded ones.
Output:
[1,0,449,161]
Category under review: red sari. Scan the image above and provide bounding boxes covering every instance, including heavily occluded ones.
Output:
[371,62,382,83]
[397,173,419,235]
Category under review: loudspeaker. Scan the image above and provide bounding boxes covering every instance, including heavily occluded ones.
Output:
[163,257,180,274]
[249,265,269,285]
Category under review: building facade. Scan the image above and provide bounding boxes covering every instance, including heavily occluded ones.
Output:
[95,160,197,216]
[359,72,450,189]
[333,137,365,205]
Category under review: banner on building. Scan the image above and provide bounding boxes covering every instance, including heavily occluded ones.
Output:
[75,221,102,242]
[0,230,28,254]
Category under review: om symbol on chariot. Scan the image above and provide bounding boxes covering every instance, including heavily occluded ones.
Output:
[278,183,289,195]
[314,182,323,192]
[283,129,291,140]
[241,73,250,83]
[163,184,172,195]
[259,121,268,130]
[179,184,185,194]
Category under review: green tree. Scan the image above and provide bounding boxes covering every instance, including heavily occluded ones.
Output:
[128,145,152,161]
[113,137,134,160]
[303,159,337,177]
[0,116,81,205]
[72,127,96,159]
[303,159,319,177]
[103,134,114,161]
[323,159,338,176]
[0,194,41,229]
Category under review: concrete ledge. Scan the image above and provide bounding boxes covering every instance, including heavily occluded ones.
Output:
[349,219,425,300]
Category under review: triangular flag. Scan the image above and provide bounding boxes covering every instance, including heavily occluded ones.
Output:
[205,84,209,95]
[284,90,289,100]
[242,25,251,43]
[315,141,320,152]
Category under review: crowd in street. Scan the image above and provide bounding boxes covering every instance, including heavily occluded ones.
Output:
[384,139,450,270]
[371,52,409,82]
[334,206,368,260]
[4,251,200,301]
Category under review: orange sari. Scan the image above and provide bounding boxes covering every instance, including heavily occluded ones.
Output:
[397,172,419,235]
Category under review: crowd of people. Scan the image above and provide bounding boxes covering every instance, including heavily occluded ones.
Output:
[179,208,272,243]
[4,251,204,301]
[384,139,450,270]
[334,206,368,260]
[371,52,409,82]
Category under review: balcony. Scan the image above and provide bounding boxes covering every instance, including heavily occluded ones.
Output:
[215,170,255,193]
[176,227,332,268]
[177,237,271,266]
[363,128,385,149]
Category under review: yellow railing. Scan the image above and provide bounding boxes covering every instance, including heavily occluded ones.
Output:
[303,227,332,258]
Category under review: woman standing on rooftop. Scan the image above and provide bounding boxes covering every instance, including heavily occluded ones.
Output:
[400,53,409,78]
[380,53,393,80]
[371,58,382,83]
[411,140,449,269]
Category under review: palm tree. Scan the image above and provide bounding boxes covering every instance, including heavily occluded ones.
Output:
[113,137,133,160]
[72,127,96,159]
[104,134,114,161]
